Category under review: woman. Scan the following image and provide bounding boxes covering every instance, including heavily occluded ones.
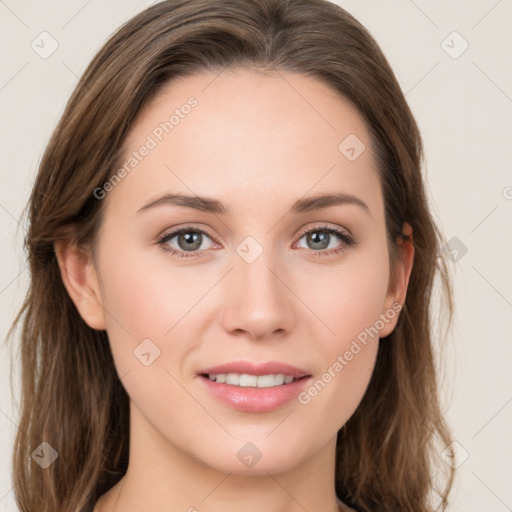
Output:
[9,0,455,510]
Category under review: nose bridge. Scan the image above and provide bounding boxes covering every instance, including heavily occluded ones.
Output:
[234,234,284,309]
[221,233,295,339]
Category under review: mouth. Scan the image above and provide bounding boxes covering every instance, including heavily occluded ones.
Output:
[196,361,312,412]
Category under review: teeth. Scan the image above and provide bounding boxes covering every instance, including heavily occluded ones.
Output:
[225,373,240,385]
[207,373,299,387]
[240,374,258,386]
[274,374,285,385]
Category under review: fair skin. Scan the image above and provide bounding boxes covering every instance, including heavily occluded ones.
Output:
[55,67,413,512]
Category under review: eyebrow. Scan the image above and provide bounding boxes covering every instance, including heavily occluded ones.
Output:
[137,192,370,216]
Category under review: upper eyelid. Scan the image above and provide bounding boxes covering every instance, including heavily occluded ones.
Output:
[296,223,351,238]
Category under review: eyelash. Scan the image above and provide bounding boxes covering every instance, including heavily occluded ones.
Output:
[156,224,356,259]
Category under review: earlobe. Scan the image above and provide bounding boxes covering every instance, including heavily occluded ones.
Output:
[54,239,107,330]
[379,222,414,338]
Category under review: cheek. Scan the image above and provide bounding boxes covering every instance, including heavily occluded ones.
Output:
[95,247,199,422]
[299,241,391,343]
[295,247,389,418]
[93,235,191,381]
[297,286,382,429]
[98,241,197,337]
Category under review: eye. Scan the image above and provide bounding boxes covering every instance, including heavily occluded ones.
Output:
[294,224,355,258]
[157,226,217,258]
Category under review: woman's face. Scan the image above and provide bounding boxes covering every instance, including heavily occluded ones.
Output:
[78,67,408,474]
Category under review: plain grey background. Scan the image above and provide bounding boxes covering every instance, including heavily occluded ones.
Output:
[1,1,511,510]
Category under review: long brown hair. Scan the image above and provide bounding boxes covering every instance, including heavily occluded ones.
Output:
[8,0,455,510]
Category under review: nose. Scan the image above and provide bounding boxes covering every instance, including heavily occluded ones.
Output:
[220,249,297,342]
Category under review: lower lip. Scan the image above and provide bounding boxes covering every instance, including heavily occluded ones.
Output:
[198,375,311,412]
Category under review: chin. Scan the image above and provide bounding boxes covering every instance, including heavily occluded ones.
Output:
[189,437,313,476]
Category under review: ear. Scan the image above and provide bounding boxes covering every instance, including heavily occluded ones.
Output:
[379,222,414,338]
[54,239,107,330]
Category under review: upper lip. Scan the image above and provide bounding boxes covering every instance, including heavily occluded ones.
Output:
[198,360,310,379]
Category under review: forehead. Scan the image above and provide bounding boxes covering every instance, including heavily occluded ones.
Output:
[109,67,382,217]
